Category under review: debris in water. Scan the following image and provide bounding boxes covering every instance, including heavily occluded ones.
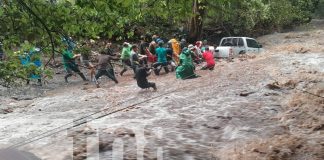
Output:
[266,82,281,90]
[239,91,256,97]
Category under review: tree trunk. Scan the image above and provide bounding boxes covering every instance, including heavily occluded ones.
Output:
[188,0,206,43]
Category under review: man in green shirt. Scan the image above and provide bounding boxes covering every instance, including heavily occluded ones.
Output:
[120,42,132,76]
[62,46,87,83]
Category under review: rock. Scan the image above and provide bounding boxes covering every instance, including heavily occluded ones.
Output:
[113,127,135,137]
[251,148,265,154]
[295,47,310,54]
[11,96,34,101]
[239,91,255,97]
[0,108,13,114]
[216,115,232,120]
[264,92,280,96]
[283,80,297,89]
[312,124,324,131]
[98,135,114,152]
[203,123,221,130]
[266,82,281,90]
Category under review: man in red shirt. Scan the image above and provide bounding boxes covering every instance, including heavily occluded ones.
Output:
[201,47,215,70]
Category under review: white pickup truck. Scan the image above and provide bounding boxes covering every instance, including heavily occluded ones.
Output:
[214,37,264,58]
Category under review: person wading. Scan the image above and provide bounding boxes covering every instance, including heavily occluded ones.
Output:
[94,49,119,88]
[120,42,132,76]
[168,35,181,65]
[176,47,199,80]
[201,47,215,70]
[135,62,157,91]
[153,41,169,75]
[130,45,147,77]
[62,41,88,83]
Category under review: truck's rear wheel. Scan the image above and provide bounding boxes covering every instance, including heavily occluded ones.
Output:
[239,51,246,55]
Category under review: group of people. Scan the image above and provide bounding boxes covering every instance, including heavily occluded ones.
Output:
[61,34,216,91]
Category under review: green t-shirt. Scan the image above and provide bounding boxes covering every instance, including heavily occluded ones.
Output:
[155,47,167,63]
[121,46,131,60]
[62,50,75,69]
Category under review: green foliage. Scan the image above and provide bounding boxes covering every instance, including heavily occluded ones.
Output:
[204,0,320,36]
[0,0,320,87]
[313,0,324,18]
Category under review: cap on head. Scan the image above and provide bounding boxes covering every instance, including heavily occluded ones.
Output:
[123,42,129,47]
[188,44,194,50]
[158,41,164,47]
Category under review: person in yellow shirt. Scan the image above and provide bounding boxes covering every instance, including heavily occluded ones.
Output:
[168,35,181,65]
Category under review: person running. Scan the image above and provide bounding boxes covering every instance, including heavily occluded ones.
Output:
[120,42,132,76]
[201,47,215,70]
[152,41,169,75]
[94,50,119,88]
[176,48,199,80]
[62,43,88,83]
[135,63,157,91]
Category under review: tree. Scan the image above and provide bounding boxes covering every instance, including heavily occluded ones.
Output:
[188,0,207,43]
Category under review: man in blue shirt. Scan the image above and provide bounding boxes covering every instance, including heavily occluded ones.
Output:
[152,41,169,75]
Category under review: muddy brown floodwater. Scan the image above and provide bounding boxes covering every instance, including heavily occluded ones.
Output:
[0,21,324,160]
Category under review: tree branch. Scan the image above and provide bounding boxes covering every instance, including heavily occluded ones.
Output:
[17,0,56,67]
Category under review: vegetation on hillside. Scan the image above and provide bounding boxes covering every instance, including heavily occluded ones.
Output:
[0,0,322,86]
